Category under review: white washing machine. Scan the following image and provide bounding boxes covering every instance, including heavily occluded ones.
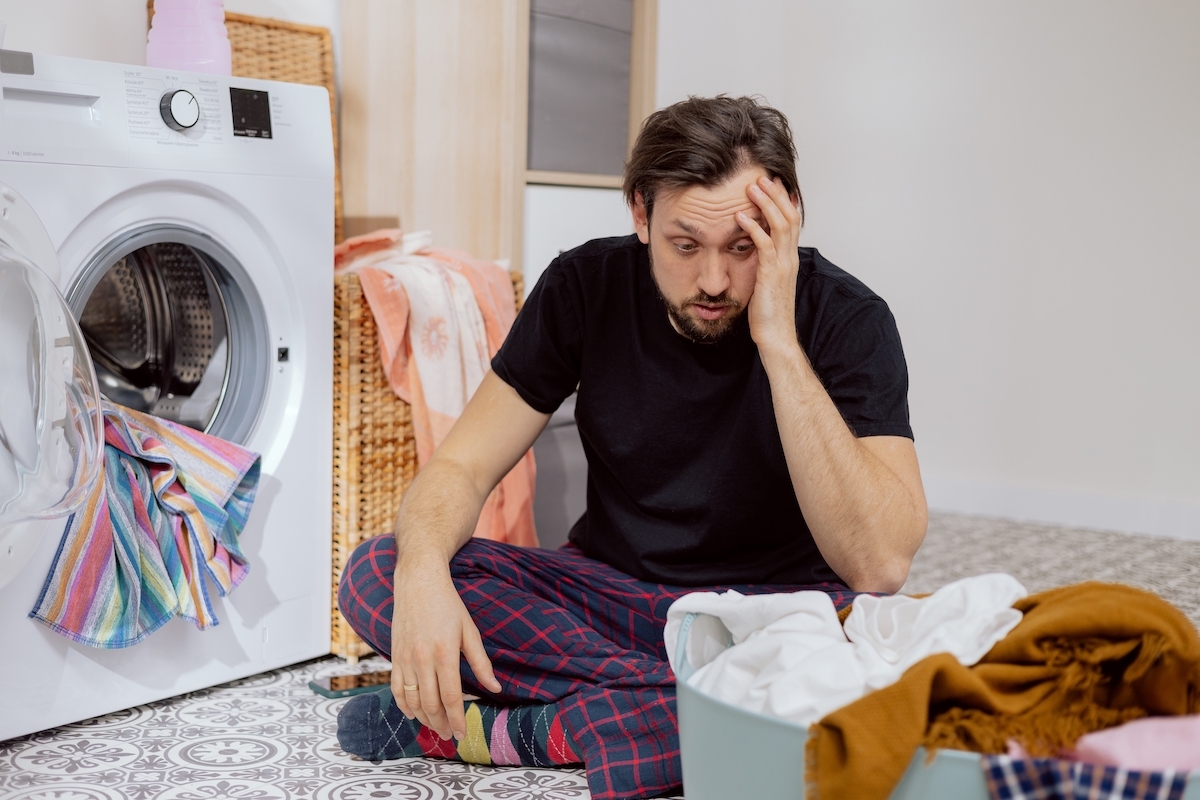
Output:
[0,50,333,741]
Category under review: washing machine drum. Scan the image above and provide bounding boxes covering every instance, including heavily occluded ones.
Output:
[79,242,228,431]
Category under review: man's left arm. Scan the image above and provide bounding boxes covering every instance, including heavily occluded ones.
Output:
[738,176,927,593]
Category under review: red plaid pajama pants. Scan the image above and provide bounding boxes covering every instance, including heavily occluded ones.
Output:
[338,535,857,799]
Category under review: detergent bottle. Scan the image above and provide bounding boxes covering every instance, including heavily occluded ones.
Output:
[146,0,232,75]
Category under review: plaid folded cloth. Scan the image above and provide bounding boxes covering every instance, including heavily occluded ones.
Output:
[30,400,260,648]
[983,755,1188,800]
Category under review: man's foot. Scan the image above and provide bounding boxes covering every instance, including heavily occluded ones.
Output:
[336,687,581,767]
[336,687,428,761]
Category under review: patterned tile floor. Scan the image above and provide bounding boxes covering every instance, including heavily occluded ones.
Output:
[4,512,1199,799]
[0,657,597,800]
[903,512,1200,626]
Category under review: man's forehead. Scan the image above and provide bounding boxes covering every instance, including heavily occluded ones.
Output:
[652,165,769,235]
[662,215,760,241]
[659,194,764,239]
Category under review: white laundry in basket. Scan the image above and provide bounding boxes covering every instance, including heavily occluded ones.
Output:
[664,573,1027,727]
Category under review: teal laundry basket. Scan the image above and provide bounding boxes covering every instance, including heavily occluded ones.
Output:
[674,613,1200,800]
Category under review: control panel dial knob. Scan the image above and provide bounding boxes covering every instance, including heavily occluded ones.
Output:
[159,89,200,131]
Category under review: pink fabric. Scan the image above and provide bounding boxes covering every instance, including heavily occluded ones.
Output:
[334,230,537,548]
[334,228,403,270]
[1073,715,1200,771]
[1007,715,1200,771]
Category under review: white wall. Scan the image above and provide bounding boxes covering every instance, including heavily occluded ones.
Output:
[523,184,633,294]
[658,0,1200,540]
[0,1,148,64]
[0,0,341,73]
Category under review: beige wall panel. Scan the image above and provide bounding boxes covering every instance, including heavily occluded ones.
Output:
[341,0,406,224]
[628,0,659,149]
[342,0,528,264]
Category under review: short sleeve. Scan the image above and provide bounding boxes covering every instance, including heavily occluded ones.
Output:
[808,298,913,440]
[491,259,584,414]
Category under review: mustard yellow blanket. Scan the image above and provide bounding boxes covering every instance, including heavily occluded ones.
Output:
[807,582,1200,800]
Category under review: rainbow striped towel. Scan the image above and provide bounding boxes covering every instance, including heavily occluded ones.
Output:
[30,400,260,648]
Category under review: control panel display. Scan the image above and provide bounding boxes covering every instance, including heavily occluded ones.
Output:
[230,88,272,139]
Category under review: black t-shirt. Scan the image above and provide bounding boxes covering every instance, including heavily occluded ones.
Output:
[492,234,912,587]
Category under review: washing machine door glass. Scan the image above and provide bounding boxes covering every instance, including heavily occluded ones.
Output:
[0,242,105,527]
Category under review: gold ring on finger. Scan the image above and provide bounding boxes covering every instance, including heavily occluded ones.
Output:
[403,683,420,692]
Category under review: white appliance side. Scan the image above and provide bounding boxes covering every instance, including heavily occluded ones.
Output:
[0,165,332,739]
[523,184,633,296]
[0,167,332,736]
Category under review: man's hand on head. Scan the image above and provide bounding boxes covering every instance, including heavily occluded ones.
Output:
[737,175,803,356]
[735,175,926,592]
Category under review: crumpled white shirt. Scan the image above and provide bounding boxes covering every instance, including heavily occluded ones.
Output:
[664,573,1027,727]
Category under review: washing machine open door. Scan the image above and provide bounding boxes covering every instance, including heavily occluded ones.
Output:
[0,183,105,591]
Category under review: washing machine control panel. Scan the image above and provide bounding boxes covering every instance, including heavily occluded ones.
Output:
[159,89,200,131]
[0,52,333,180]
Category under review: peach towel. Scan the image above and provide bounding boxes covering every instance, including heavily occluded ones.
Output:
[335,230,537,547]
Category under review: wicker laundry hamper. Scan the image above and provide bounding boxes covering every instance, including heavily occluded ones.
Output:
[331,270,525,661]
[331,273,411,660]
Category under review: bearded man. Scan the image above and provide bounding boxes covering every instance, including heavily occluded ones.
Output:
[336,95,927,800]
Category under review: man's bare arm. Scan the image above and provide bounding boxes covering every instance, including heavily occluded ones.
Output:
[389,371,551,741]
[738,176,927,593]
[760,345,926,592]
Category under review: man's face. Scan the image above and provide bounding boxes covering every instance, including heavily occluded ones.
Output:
[632,165,769,343]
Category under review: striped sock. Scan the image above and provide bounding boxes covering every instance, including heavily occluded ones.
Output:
[336,687,581,767]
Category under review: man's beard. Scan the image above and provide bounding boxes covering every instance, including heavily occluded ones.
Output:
[649,249,747,344]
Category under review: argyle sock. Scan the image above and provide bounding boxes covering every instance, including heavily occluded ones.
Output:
[337,686,581,766]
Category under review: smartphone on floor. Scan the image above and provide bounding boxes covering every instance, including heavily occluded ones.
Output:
[308,670,392,698]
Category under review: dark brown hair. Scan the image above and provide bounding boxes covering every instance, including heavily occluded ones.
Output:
[623,95,803,222]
